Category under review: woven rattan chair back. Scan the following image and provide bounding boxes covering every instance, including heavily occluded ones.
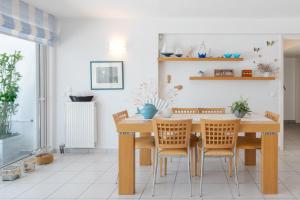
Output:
[199,108,225,114]
[201,119,240,149]
[113,110,129,126]
[265,111,279,122]
[153,119,192,149]
[172,108,199,114]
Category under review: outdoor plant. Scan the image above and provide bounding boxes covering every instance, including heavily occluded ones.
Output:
[231,97,251,118]
[0,51,22,139]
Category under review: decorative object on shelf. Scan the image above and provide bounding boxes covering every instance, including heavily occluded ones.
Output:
[254,47,260,53]
[69,96,93,102]
[224,53,232,58]
[266,40,275,47]
[232,53,240,58]
[160,52,174,57]
[2,165,21,181]
[90,61,124,90]
[167,75,171,84]
[137,103,158,119]
[198,70,205,77]
[174,48,183,57]
[257,63,273,77]
[242,70,253,77]
[214,69,234,77]
[23,157,36,173]
[198,41,207,58]
[231,97,251,118]
[186,47,194,58]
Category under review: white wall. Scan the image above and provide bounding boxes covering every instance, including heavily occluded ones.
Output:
[284,57,296,120]
[55,18,300,149]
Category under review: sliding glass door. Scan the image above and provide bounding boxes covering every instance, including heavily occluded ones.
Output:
[0,34,46,167]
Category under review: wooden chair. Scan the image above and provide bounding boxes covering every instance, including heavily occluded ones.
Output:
[199,108,225,114]
[172,107,200,114]
[236,111,279,169]
[171,107,199,176]
[152,119,193,197]
[113,110,155,182]
[199,119,240,197]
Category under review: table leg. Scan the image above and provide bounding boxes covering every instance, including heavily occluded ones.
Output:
[261,132,278,194]
[140,132,152,166]
[119,133,135,195]
[244,132,256,165]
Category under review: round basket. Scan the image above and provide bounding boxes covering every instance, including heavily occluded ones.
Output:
[35,153,54,165]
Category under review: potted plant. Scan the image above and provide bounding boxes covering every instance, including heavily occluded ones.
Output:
[257,63,273,77]
[0,51,22,165]
[231,97,251,118]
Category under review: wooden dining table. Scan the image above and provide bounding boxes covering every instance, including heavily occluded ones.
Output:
[116,113,280,195]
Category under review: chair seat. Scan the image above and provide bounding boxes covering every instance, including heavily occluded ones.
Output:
[204,148,234,157]
[159,148,188,156]
[135,136,155,149]
[237,136,261,149]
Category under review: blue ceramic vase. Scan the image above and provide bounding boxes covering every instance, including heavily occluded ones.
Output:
[137,103,158,119]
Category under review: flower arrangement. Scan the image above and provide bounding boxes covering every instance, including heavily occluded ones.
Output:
[133,80,181,111]
[257,63,273,73]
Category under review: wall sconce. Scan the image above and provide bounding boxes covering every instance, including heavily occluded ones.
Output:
[109,39,127,57]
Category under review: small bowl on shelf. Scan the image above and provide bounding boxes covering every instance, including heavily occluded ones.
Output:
[233,53,241,58]
[160,52,174,57]
[224,54,232,58]
[175,53,183,57]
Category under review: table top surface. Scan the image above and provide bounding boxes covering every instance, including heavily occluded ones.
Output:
[124,113,275,123]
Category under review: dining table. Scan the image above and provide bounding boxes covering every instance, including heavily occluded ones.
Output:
[116,113,280,195]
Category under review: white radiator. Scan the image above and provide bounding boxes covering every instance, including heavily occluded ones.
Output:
[65,102,97,148]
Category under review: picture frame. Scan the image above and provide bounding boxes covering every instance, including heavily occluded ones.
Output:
[90,61,124,90]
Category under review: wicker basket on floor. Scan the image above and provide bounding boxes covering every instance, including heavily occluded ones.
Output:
[35,153,54,165]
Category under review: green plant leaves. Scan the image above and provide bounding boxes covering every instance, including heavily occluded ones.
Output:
[231,97,251,113]
[0,51,22,138]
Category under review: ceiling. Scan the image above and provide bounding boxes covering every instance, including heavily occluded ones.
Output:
[24,0,300,19]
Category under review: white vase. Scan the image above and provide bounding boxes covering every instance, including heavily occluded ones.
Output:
[263,72,272,77]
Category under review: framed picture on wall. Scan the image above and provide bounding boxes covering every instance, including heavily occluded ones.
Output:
[90,61,124,90]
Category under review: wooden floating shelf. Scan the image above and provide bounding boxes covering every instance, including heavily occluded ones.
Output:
[189,76,276,80]
[158,57,244,62]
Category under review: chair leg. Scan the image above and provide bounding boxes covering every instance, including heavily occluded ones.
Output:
[152,150,159,197]
[228,157,233,177]
[191,147,195,176]
[188,148,192,197]
[115,173,119,184]
[233,152,240,196]
[200,148,205,197]
[152,148,155,174]
[164,157,167,176]
[197,146,201,176]
[160,158,163,177]
[194,146,198,176]
[236,148,239,171]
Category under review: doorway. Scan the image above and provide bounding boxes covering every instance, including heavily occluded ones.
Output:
[283,37,300,148]
[0,34,47,166]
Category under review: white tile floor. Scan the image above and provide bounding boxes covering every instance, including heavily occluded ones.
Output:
[1,124,300,200]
